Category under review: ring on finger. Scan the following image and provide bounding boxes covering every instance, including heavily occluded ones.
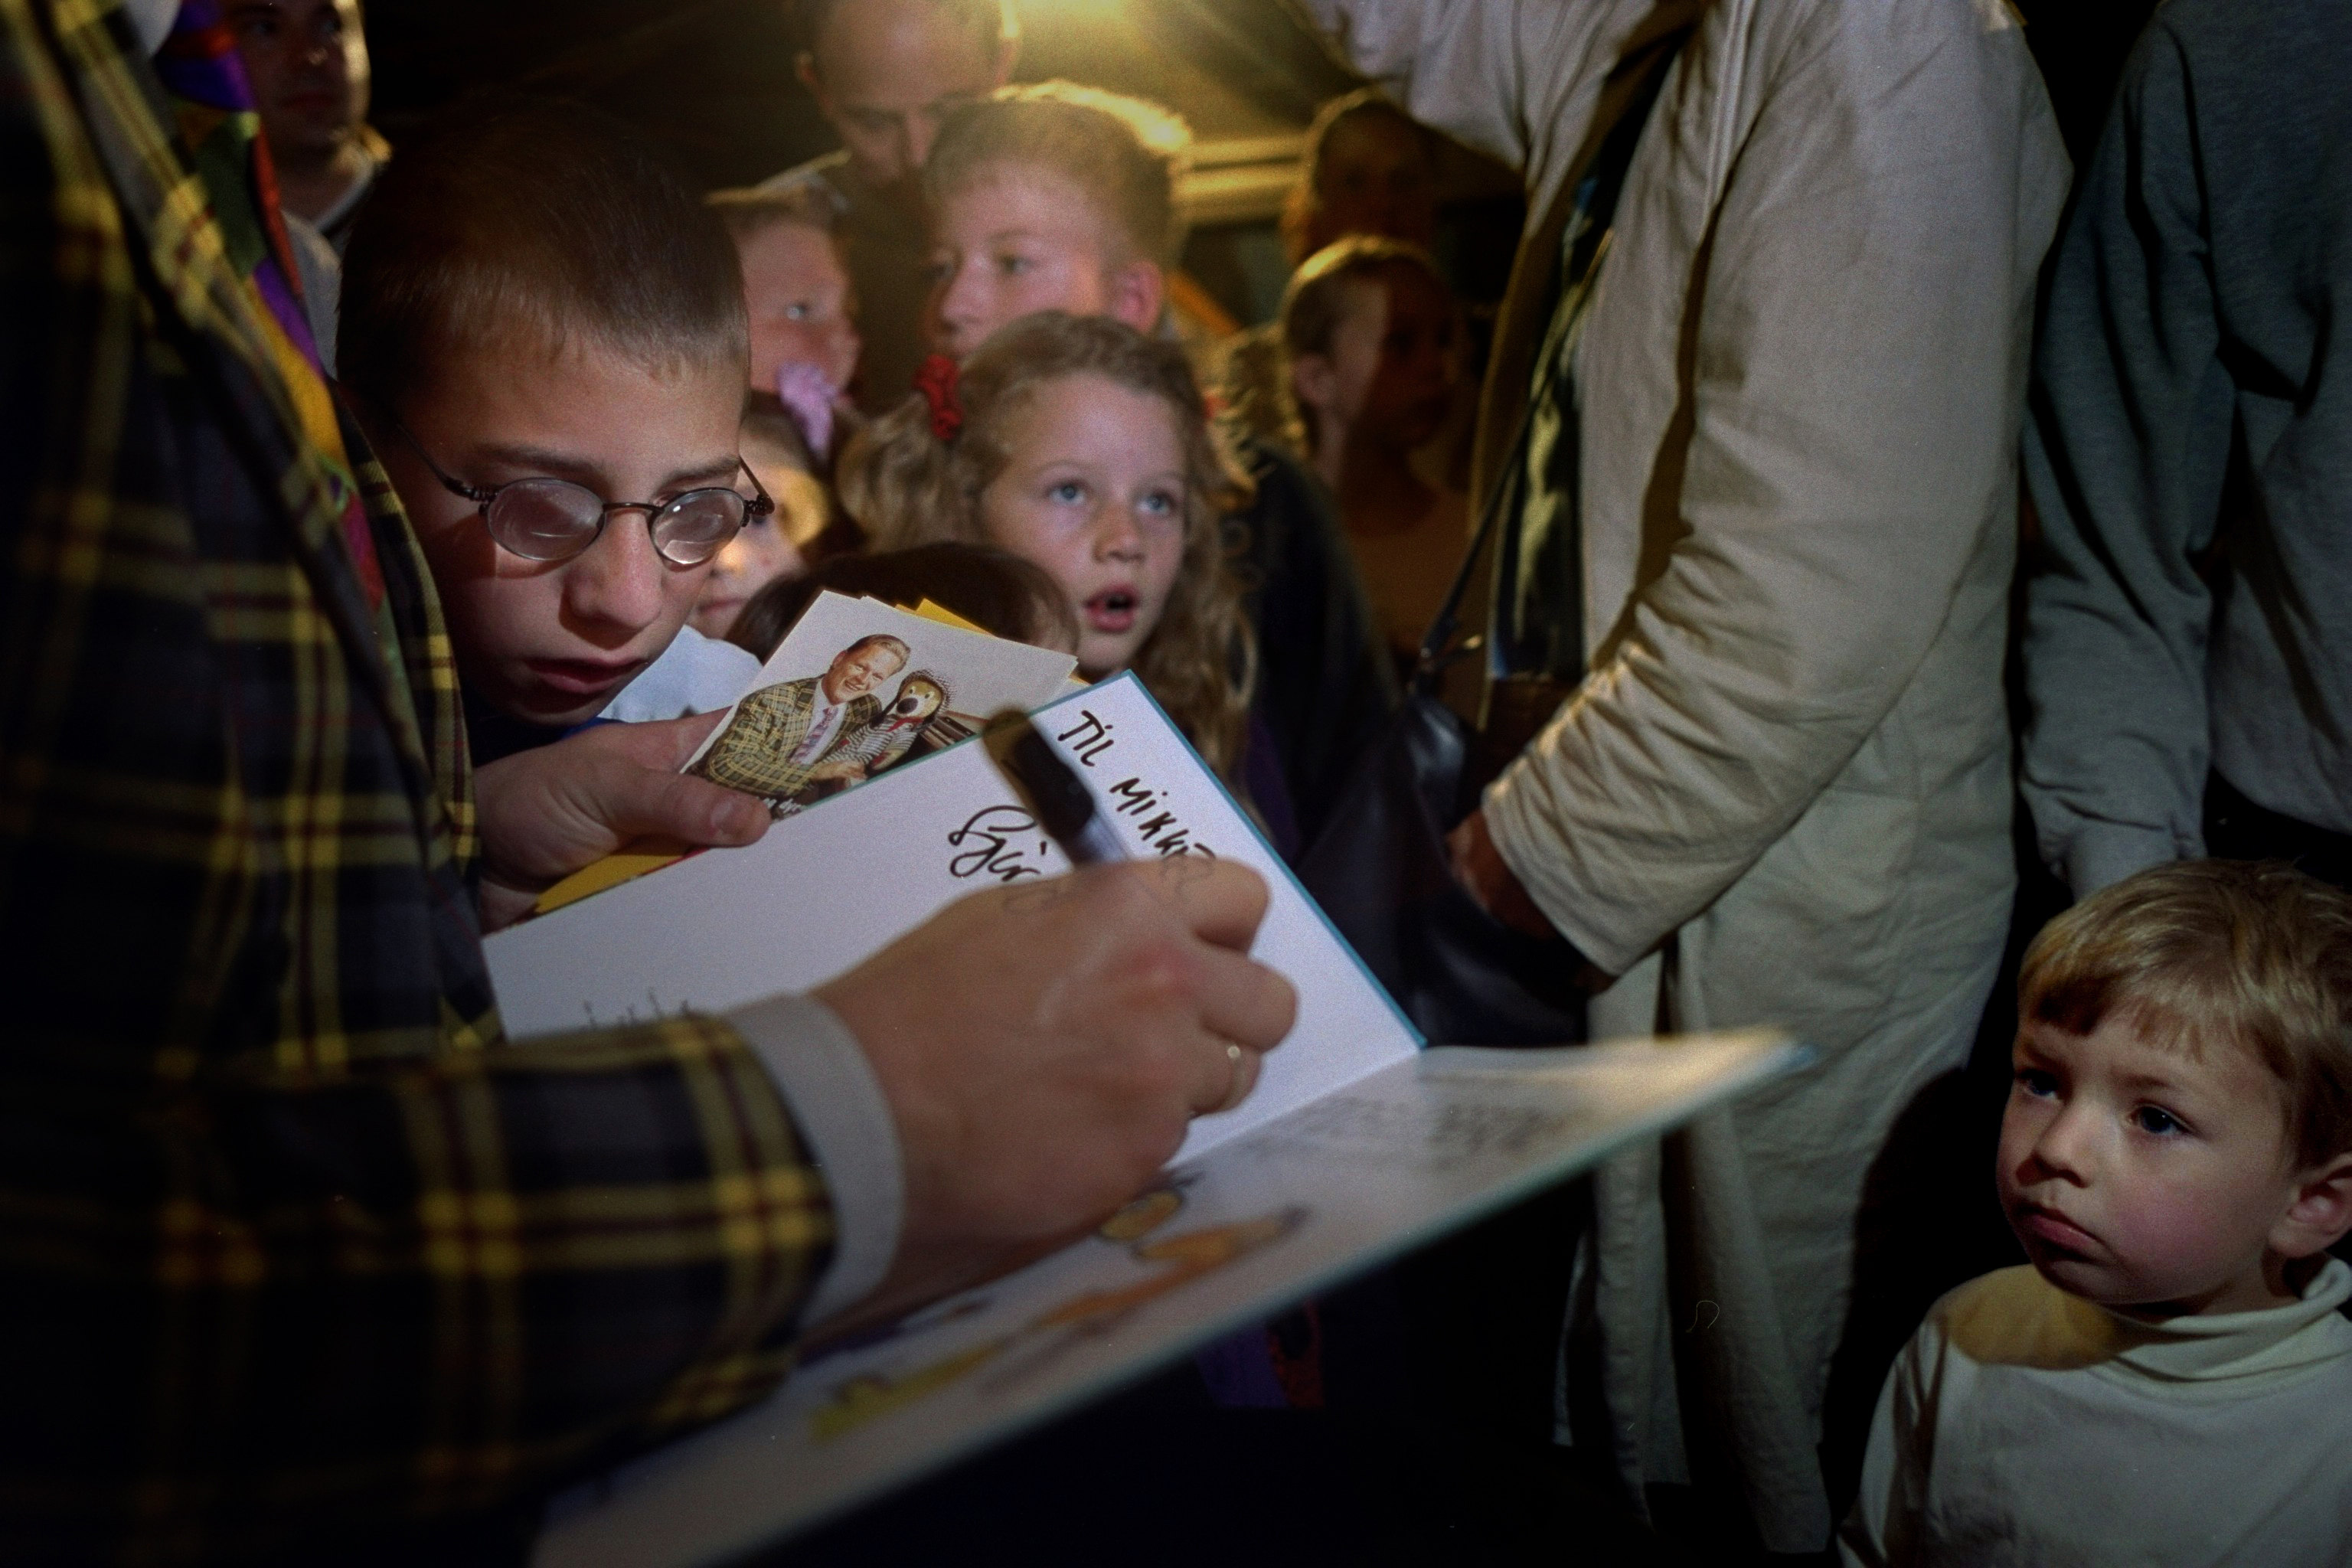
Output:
[1214,1040,1250,1114]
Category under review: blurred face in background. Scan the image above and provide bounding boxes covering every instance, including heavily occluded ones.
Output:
[799,0,1013,209]
[1305,110,1438,258]
[1292,264,1459,459]
[738,220,863,394]
[691,424,822,641]
[1338,264,1459,449]
[227,0,369,173]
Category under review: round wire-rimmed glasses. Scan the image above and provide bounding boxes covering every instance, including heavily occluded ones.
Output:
[386,416,774,567]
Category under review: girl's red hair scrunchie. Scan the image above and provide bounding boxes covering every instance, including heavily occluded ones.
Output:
[914,354,964,443]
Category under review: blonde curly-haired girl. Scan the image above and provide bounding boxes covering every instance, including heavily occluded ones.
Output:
[840,312,1257,782]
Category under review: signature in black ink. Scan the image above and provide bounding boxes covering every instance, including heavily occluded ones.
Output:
[948,805,1050,883]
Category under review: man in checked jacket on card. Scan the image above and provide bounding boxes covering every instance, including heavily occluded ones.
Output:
[0,3,1293,1561]
[693,634,909,812]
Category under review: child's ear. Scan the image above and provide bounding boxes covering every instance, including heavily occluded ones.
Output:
[1106,261,1166,336]
[2274,1150,2352,1259]
[795,52,828,109]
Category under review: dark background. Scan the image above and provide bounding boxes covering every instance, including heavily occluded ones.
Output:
[365,0,2163,328]
[366,0,1358,191]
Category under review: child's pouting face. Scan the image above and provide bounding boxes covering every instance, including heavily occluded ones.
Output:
[381,338,748,727]
[927,164,1158,361]
[977,372,1187,679]
[1998,1014,2341,1315]
[740,221,861,394]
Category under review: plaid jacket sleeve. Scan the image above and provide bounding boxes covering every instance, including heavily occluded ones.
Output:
[0,4,836,1560]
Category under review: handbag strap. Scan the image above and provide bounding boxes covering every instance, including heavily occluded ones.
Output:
[1410,29,1689,694]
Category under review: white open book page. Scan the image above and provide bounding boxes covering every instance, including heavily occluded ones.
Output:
[533,1031,1795,1567]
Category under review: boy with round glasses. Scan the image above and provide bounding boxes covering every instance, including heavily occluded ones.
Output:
[1841,859,2352,1565]
[340,101,766,763]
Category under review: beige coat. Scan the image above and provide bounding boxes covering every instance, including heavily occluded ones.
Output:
[1298,0,2069,1548]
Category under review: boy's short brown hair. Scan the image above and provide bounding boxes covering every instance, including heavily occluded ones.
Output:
[339,100,746,410]
[2020,859,2352,1168]
[924,82,1191,267]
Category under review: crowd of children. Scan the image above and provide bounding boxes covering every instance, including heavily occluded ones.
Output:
[283,3,2352,1562]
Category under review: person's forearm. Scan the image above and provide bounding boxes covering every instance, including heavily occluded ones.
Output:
[730,992,903,1325]
[0,1013,832,1542]
[1288,0,1544,181]
[1478,6,2057,972]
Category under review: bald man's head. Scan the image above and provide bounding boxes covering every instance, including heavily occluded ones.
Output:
[794,0,1017,203]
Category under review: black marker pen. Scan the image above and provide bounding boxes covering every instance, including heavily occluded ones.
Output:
[983,709,1127,866]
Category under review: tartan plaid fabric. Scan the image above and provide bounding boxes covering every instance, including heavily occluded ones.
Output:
[0,2,835,1559]
[691,677,880,810]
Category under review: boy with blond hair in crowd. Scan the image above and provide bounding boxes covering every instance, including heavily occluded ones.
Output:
[923,81,1190,359]
[1843,859,2352,1566]
[920,83,1393,846]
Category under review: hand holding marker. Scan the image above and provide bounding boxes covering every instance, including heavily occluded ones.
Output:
[983,710,1127,866]
[985,709,1254,1108]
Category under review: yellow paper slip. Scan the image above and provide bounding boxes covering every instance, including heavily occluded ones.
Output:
[532,837,692,917]
[910,598,989,634]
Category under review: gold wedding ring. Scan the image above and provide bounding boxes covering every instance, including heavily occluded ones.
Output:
[1215,1040,1248,1114]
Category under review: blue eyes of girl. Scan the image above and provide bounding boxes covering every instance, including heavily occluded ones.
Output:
[1047,482,1179,516]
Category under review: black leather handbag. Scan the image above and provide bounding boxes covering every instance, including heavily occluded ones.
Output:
[1297,38,1683,1047]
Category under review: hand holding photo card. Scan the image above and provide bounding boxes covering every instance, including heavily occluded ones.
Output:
[531,594,1080,919]
[684,590,1076,818]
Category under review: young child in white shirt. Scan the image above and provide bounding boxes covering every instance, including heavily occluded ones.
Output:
[1842,858,2352,1566]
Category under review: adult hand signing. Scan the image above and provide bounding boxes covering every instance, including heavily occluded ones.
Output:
[816,858,1296,1318]
[472,713,770,931]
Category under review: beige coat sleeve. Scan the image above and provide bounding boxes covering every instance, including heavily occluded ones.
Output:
[1292,0,1619,214]
[1472,3,2057,974]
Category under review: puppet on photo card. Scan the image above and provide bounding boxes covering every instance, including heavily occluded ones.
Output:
[792,669,960,808]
